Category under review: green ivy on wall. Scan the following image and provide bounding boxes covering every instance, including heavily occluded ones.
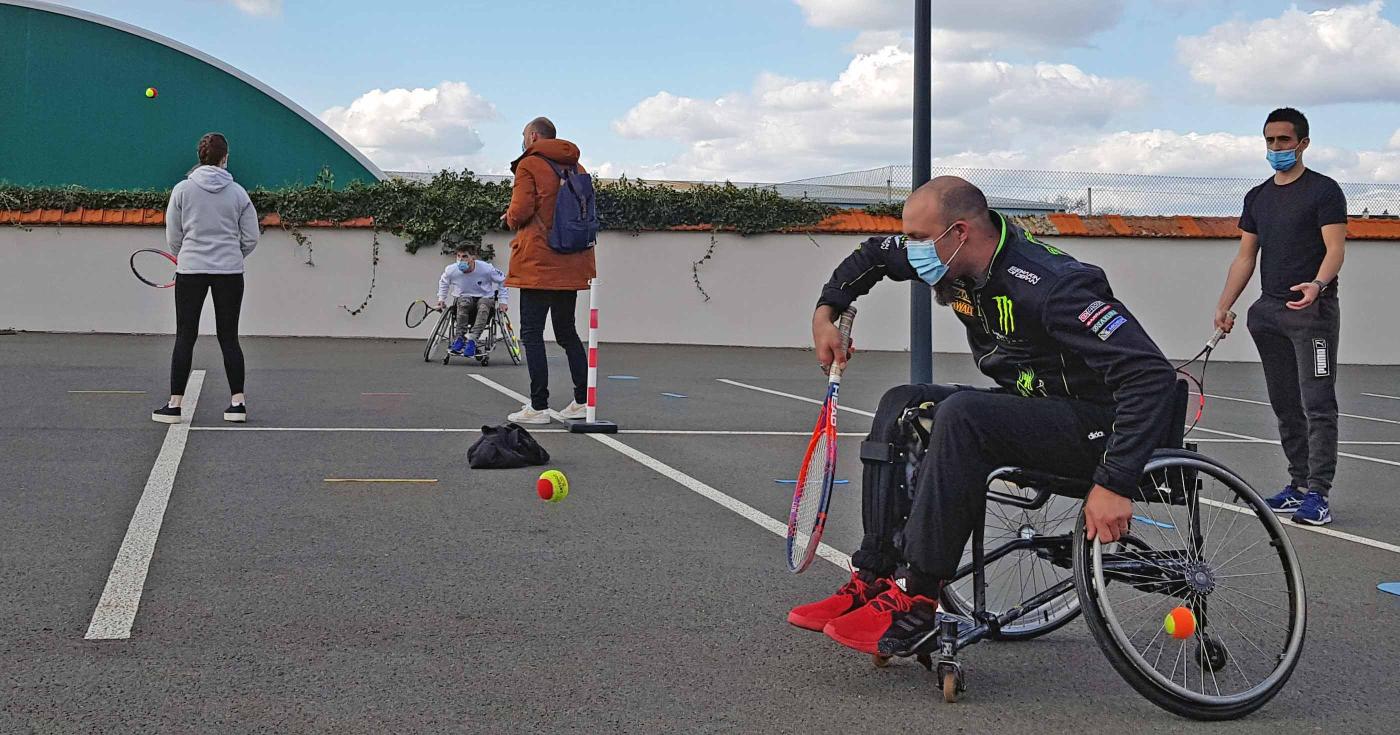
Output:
[1,170,886,308]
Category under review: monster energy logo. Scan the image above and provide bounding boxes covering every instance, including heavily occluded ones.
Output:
[993,295,1015,334]
[1016,367,1036,396]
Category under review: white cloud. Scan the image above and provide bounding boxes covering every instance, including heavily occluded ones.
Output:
[794,0,1125,47]
[611,43,1142,181]
[1390,129,1400,150]
[321,81,498,171]
[1037,128,1400,182]
[224,0,281,16]
[1178,1,1400,105]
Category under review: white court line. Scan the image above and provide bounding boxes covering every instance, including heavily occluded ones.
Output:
[724,377,1400,557]
[1198,392,1400,427]
[1189,436,1400,446]
[466,374,852,570]
[85,370,204,640]
[1198,498,1400,556]
[716,379,876,418]
[190,426,866,437]
[1362,393,1400,402]
[1190,426,1400,469]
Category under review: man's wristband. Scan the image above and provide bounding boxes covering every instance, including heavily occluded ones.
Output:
[1311,279,1329,293]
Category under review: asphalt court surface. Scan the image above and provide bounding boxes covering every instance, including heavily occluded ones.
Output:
[3,333,1398,733]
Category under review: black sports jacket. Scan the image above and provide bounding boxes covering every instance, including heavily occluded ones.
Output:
[817,211,1177,495]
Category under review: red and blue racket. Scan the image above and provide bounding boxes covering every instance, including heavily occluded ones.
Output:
[787,306,856,573]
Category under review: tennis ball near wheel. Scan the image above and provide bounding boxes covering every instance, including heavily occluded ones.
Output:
[537,469,569,502]
[145,87,158,99]
[1164,606,1196,640]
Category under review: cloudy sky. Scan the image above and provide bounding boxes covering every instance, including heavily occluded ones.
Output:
[49,0,1400,182]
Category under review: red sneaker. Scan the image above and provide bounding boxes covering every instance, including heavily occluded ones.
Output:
[787,570,889,632]
[823,582,936,654]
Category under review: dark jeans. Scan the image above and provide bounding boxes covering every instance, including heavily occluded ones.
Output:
[518,288,588,411]
[171,273,245,396]
[852,384,1114,583]
[1247,294,1341,495]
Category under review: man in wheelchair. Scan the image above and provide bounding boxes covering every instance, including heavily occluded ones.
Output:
[790,177,1178,658]
[437,243,509,357]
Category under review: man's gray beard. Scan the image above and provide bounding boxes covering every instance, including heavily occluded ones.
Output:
[932,282,953,306]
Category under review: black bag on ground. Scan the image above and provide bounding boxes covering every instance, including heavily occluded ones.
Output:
[468,423,550,469]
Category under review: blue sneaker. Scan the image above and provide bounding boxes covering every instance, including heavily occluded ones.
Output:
[1291,492,1332,526]
[449,337,465,355]
[464,339,477,357]
[1264,486,1306,514]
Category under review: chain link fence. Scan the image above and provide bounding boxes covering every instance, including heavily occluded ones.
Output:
[780,165,1400,218]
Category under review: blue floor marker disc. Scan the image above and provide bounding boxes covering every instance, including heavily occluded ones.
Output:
[1132,515,1175,530]
[1379,582,1400,597]
[607,375,639,380]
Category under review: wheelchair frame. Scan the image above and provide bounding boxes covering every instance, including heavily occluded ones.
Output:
[423,292,522,367]
[877,384,1306,720]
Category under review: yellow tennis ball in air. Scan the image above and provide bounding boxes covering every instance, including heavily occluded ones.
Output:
[1164,606,1196,640]
[536,469,569,502]
[145,87,158,99]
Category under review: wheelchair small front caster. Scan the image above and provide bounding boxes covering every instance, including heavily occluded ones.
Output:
[872,654,891,668]
[936,662,964,703]
[1197,635,1229,672]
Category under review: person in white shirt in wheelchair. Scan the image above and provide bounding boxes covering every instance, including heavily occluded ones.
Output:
[437,243,508,357]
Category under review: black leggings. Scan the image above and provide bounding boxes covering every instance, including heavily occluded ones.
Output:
[170,273,245,396]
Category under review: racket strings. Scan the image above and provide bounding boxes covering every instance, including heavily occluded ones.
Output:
[1175,345,1215,437]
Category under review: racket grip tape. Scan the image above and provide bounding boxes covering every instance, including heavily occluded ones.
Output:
[835,307,857,351]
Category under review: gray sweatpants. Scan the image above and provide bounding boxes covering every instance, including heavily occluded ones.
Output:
[454,296,496,341]
[1246,294,1341,495]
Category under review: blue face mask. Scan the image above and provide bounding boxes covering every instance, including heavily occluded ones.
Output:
[457,261,473,273]
[905,224,964,286]
[1267,147,1298,172]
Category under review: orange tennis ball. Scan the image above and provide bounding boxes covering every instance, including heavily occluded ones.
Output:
[1164,606,1196,640]
[145,87,158,98]
[536,469,568,502]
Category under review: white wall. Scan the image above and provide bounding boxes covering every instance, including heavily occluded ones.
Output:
[1,225,1395,363]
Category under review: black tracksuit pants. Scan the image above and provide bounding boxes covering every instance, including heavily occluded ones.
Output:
[1247,293,1341,495]
[852,384,1116,583]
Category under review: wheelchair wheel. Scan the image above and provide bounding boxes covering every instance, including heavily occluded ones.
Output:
[1072,451,1306,721]
[940,476,1082,641]
[423,309,452,363]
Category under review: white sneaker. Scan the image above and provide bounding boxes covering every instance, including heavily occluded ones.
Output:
[558,401,588,420]
[507,404,551,425]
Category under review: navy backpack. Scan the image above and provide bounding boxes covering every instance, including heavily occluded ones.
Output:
[536,156,599,254]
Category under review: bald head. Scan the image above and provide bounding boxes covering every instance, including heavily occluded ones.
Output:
[903,176,988,234]
[902,176,998,287]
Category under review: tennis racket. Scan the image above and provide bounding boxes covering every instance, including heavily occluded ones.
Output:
[405,299,443,328]
[1175,310,1234,434]
[787,306,856,573]
[130,249,177,288]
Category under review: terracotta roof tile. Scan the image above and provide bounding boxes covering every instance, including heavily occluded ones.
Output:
[3,208,1400,240]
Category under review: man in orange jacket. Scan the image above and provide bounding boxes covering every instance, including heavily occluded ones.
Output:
[503,117,596,424]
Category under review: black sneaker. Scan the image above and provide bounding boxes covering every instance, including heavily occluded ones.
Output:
[875,582,944,658]
[223,404,247,423]
[152,404,181,424]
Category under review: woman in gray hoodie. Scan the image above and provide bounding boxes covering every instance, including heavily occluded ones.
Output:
[153,133,259,424]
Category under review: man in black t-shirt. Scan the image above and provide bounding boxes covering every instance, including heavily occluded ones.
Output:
[1214,107,1347,526]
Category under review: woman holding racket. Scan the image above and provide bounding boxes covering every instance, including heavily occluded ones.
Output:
[152,133,260,424]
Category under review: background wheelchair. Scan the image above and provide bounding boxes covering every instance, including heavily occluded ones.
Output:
[422,292,522,367]
[884,381,1306,721]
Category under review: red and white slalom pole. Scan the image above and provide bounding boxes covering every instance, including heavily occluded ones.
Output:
[568,278,618,434]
